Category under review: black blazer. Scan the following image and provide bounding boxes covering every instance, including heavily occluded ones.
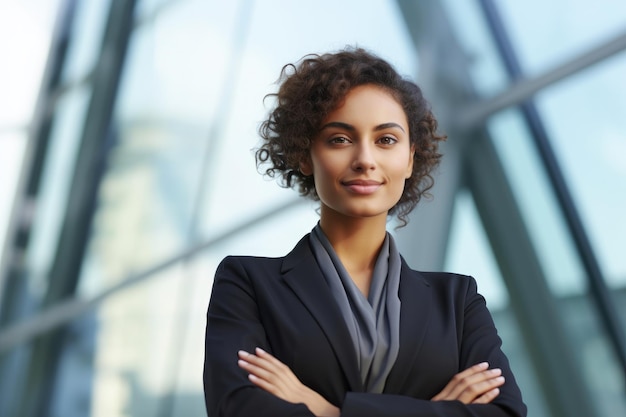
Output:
[204,235,526,417]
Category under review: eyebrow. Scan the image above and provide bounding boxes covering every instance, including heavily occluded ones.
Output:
[319,121,406,133]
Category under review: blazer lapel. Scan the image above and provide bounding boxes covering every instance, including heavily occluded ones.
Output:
[281,235,363,392]
[384,258,432,391]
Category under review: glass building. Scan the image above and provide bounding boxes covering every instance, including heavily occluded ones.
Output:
[1,0,625,416]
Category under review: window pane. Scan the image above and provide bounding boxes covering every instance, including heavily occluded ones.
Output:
[498,0,626,74]
[61,0,111,84]
[488,109,586,296]
[62,2,422,416]
[444,190,550,417]
[0,0,60,126]
[441,0,510,96]
[536,53,626,288]
[488,108,626,415]
[25,87,91,301]
[0,132,26,264]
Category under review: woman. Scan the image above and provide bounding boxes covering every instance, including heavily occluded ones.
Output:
[203,48,526,417]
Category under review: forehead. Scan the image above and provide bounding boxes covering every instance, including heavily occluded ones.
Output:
[323,84,407,125]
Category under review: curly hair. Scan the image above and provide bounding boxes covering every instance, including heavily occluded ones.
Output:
[256,47,446,226]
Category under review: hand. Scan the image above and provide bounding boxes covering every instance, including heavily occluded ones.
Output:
[431,362,505,404]
[238,348,340,417]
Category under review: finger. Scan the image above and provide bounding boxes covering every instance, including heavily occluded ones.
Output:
[472,387,500,404]
[456,362,490,380]
[238,350,296,389]
[238,350,280,374]
[432,362,489,400]
[238,359,277,382]
[255,347,291,372]
[247,373,281,395]
[456,375,505,404]
[253,348,301,385]
[447,368,502,400]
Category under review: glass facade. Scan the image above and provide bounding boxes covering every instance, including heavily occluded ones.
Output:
[1,0,625,416]
[0,0,62,296]
[536,55,626,288]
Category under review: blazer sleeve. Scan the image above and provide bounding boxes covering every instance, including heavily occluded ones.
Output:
[203,256,315,417]
[339,276,527,417]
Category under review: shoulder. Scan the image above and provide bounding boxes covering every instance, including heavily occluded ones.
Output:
[211,256,287,301]
[401,257,476,289]
[215,254,284,276]
[419,270,476,288]
[403,268,490,326]
[216,233,312,276]
[401,260,479,299]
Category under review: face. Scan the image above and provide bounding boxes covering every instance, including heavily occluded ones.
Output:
[300,84,414,221]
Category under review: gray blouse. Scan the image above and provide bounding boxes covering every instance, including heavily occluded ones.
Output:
[309,224,401,393]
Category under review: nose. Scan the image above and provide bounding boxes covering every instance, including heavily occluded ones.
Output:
[351,142,376,172]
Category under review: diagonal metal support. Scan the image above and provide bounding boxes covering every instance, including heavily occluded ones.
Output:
[395,0,607,415]
[456,29,626,129]
[0,198,304,355]
[476,0,626,386]
[13,1,138,416]
[467,131,596,417]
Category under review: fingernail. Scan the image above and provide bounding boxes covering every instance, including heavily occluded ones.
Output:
[238,350,249,357]
[478,362,489,369]
[490,368,502,375]
[256,347,266,354]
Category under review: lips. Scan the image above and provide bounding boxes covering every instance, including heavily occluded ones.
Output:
[341,179,382,195]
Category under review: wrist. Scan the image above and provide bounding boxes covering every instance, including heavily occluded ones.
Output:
[315,402,340,417]
[305,390,340,417]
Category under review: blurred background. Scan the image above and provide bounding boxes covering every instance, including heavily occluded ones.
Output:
[1,0,625,416]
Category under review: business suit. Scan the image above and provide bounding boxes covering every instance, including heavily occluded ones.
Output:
[204,234,526,417]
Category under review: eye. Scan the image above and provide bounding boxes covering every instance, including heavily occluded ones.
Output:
[329,136,350,144]
[377,136,398,145]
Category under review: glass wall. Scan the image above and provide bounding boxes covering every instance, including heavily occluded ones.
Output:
[441,0,626,415]
[1,0,625,416]
[0,0,62,294]
[80,0,418,414]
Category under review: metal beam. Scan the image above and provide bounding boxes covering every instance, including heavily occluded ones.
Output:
[0,1,78,415]
[0,0,77,315]
[0,198,304,355]
[477,0,626,384]
[467,131,597,417]
[456,28,626,129]
[393,0,473,269]
[16,1,138,416]
[396,0,602,415]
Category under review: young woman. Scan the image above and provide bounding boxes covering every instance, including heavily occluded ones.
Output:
[203,48,526,417]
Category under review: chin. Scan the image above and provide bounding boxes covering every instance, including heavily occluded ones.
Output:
[342,206,391,219]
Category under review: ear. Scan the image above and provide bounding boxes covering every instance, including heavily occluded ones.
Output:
[299,158,313,176]
[406,145,415,179]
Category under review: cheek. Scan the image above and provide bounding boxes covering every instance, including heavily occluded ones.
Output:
[393,177,408,199]
[391,164,411,198]
[312,168,334,194]
[311,160,344,204]
[393,159,412,181]
[406,159,414,178]
[310,156,337,180]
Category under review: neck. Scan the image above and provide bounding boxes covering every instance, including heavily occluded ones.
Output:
[319,206,388,293]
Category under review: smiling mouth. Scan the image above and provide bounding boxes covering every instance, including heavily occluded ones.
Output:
[342,180,382,195]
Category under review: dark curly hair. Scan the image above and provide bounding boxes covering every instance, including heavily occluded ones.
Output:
[256,47,446,226]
